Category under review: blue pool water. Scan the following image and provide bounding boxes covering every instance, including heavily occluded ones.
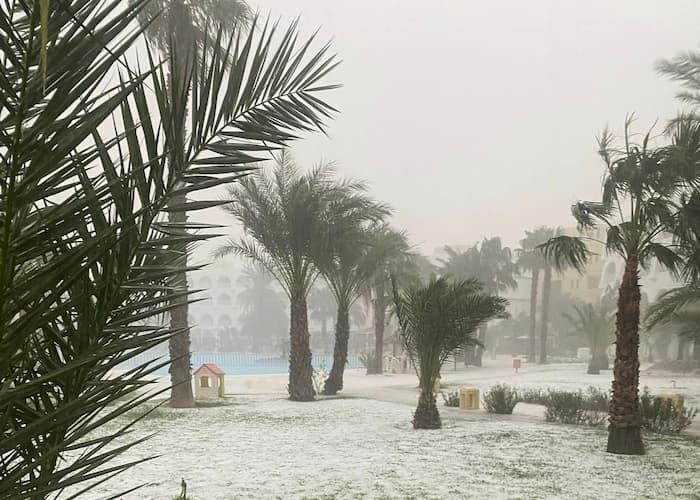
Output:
[119,351,362,375]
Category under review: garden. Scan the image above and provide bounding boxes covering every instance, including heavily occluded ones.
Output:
[2,1,700,499]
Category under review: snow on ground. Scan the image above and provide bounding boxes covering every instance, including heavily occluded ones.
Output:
[86,359,700,499]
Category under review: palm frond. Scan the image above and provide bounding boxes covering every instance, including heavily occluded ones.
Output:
[646,284,700,328]
[537,235,590,273]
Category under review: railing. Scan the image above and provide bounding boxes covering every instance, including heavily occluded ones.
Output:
[119,351,363,375]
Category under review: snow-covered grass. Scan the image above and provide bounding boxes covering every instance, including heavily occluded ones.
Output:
[86,396,698,499]
[84,359,699,499]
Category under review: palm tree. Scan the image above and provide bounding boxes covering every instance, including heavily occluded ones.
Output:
[362,224,414,374]
[439,237,517,365]
[309,285,338,353]
[647,284,700,362]
[539,117,683,455]
[535,227,563,364]
[216,155,371,400]
[563,303,614,374]
[0,2,339,494]
[392,277,507,429]
[517,229,547,362]
[318,201,390,395]
[236,267,288,351]
[133,0,251,408]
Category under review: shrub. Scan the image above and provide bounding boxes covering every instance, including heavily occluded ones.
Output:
[543,387,608,426]
[442,390,460,407]
[639,387,697,434]
[359,351,377,374]
[483,384,519,414]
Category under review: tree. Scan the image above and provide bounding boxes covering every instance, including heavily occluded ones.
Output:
[516,228,550,362]
[217,156,370,401]
[439,237,517,365]
[362,224,414,374]
[392,277,507,429]
[647,285,700,362]
[539,117,683,455]
[535,227,563,364]
[563,303,614,374]
[236,266,288,352]
[0,2,340,494]
[133,0,251,408]
[309,285,338,353]
[517,232,541,362]
[318,200,389,395]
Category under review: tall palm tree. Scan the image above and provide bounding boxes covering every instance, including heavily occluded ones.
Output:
[317,202,390,395]
[539,118,683,455]
[439,237,517,365]
[517,229,547,362]
[133,0,251,408]
[563,303,614,374]
[535,227,563,364]
[362,224,414,374]
[392,277,507,429]
[0,2,339,494]
[216,155,371,400]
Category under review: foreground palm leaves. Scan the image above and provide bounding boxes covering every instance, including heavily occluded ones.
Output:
[0,1,338,496]
[392,277,507,429]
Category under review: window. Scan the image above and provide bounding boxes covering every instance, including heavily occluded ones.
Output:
[200,376,210,388]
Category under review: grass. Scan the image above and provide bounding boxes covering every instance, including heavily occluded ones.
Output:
[73,395,700,499]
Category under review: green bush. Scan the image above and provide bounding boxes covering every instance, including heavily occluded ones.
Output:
[639,387,697,434]
[483,384,520,414]
[442,390,460,407]
[359,351,377,374]
[543,387,608,426]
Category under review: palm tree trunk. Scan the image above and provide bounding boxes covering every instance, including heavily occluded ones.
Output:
[676,336,686,361]
[607,258,644,455]
[474,323,488,366]
[167,0,195,409]
[324,303,350,395]
[413,390,441,429]
[370,282,386,374]
[539,264,552,364]
[596,351,609,370]
[528,267,540,362]
[289,296,314,401]
[168,193,194,408]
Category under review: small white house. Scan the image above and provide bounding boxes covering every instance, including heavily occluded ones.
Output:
[193,363,225,399]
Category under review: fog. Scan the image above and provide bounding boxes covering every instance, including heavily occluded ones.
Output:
[187,0,699,257]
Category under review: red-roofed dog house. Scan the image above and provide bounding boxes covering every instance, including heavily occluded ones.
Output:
[193,363,225,399]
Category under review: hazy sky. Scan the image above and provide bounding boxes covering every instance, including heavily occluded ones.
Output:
[198,0,700,259]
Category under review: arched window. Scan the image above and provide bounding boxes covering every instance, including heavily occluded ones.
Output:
[217,276,232,289]
[217,292,231,306]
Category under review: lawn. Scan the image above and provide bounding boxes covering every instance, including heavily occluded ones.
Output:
[82,360,700,499]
